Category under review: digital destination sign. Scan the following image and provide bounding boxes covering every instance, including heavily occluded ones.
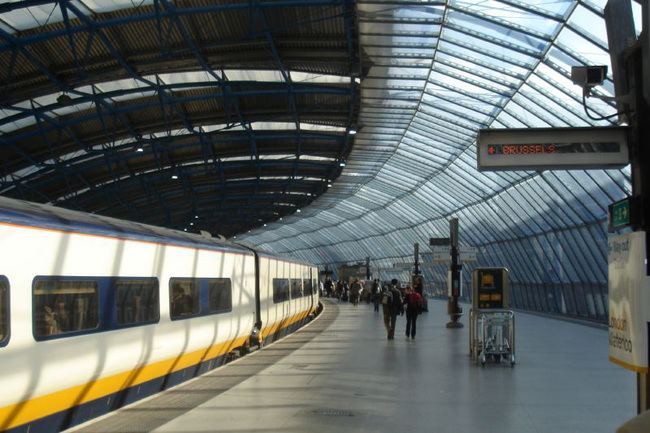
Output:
[477,127,629,171]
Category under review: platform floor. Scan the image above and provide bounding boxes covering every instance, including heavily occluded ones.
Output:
[71,299,635,433]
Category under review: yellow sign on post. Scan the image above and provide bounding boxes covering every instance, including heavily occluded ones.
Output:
[608,231,650,373]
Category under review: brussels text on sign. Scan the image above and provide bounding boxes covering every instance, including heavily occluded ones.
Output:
[477,127,629,171]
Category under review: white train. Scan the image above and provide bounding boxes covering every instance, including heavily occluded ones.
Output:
[0,197,319,433]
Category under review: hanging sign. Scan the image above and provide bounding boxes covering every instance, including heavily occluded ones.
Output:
[477,127,629,171]
[430,246,478,262]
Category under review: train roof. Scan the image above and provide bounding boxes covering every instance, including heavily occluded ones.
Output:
[0,196,251,255]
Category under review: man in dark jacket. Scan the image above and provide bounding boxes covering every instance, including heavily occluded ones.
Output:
[403,285,423,339]
[383,279,403,340]
[350,278,362,306]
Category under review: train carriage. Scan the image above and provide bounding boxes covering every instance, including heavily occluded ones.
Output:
[0,197,319,433]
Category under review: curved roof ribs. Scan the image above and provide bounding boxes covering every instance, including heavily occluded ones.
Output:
[0,0,361,235]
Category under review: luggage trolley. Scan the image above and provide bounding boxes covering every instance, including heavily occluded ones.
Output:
[469,268,516,367]
[475,309,515,366]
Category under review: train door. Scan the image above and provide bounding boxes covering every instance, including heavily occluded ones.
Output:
[310,266,317,313]
[259,255,276,339]
[312,266,318,312]
[281,260,288,332]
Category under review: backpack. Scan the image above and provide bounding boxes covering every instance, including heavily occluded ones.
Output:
[381,291,393,305]
[391,288,403,311]
[408,292,423,312]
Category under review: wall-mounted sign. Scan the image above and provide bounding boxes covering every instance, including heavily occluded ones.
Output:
[608,231,650,373]
[477,127,629,171]
[608,196,639,232]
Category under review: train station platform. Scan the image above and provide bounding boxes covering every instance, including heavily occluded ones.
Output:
[70,299,635,433]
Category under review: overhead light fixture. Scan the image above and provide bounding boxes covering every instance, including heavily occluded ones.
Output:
[194,215,199,219]
[296,209,301,213]
[136,146,144,152]
[183,228,187,232]
[279,217,283,221]
[327,183,332,188]
[348,128,357,135]
[171,174,178,180]
[263,223,267,227]
[233,236,237,239]
[57,93,72,105]
[339,160,346,167]
[190,222,194,226]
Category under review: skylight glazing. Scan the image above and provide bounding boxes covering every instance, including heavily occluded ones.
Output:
[240,0,634,322]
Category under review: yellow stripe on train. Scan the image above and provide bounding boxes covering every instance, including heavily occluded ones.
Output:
[0,309,314,430]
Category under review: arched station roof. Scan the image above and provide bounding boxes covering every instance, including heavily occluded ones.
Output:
[0,0,360,236]
[0,0,644,322]
[240,0,643,322]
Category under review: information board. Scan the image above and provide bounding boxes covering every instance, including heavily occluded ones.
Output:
[431,246,478,262]
[477,127,629,171]
[608,231,650,373]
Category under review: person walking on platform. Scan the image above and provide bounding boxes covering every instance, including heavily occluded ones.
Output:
[324,278,333,297]
[341,281,349,302]
[403,285,423,340]
[381,279,403,340]
[372,279,380,312]
[350,278,362,306]
[335,280,343,301]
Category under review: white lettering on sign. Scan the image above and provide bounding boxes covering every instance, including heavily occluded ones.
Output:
[431,246,478,263]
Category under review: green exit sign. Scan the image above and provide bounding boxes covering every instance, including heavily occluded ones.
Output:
[608,197,637,232]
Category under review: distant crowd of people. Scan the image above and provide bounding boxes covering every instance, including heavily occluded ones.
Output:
[321,277,425,340]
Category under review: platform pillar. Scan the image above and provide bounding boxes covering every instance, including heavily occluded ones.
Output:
[446,218,463,329]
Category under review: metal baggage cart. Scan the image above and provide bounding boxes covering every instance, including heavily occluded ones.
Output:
[469,308,515,367]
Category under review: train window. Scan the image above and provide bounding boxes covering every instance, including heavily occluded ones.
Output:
[169,279,200,319]
[116,278,159,326]
[290,279,302,299]
[207,279,232,314]
[0,277,8,346]
[272,279,289,303]
[33,278,99,339]
[303,279,313,296]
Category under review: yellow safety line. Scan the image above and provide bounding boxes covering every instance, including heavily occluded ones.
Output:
[0,310,312,430]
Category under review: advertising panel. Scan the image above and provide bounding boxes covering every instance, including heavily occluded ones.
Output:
[608,231,650,373]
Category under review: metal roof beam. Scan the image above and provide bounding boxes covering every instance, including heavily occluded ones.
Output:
[0,0,346,50]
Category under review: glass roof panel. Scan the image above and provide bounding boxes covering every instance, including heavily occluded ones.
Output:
[2,0,634,320]
[448,7,551,49]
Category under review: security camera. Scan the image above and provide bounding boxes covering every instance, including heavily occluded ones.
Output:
[571,65,607,88]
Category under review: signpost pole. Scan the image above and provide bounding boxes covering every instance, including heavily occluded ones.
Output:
[446,218,463,328]
[366,256,370,280]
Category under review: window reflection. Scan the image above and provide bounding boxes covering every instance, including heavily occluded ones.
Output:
[116,278,159,325]
[34,278,98,338]
[169,279,200,319]
[208,279,232,313]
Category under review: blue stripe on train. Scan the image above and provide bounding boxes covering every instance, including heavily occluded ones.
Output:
[6,316,312,433]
